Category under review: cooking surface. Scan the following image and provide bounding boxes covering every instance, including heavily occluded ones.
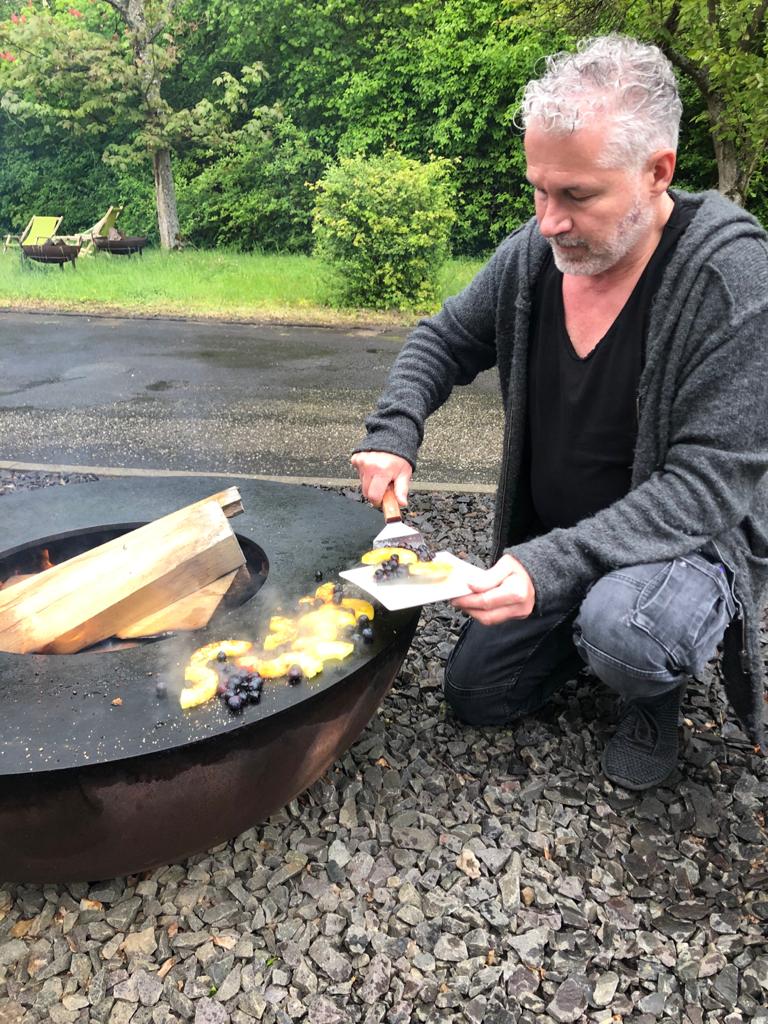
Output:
[0,477,416,774]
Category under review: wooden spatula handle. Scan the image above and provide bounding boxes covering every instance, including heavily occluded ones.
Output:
[381,486,403,523]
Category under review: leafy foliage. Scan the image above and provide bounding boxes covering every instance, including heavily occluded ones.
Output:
[178,112,328,252]
[0,0,765,252]
[312,151,456,309]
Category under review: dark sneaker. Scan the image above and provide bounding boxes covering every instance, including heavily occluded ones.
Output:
[602,686,685,791]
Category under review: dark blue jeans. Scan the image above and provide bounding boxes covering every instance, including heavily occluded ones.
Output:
[444,549,737,725]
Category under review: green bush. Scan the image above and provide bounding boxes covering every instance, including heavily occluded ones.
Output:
[178,115,329,252]
[311,151,456,309]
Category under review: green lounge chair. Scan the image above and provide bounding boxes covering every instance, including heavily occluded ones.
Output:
[3,214,63,253]
[59,205,123,255]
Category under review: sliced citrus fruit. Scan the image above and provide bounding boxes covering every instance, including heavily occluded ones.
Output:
[405,560,454,582]
[315,581,337,602]
[293,638,355,661]
[340,598,375,620]
[360,547,418,565]
[180,664,219,709]
[269,615,296,632]
[263,630,296,651]
[298,605,355,636]
[251,652,324,679]
[190,639,253,664]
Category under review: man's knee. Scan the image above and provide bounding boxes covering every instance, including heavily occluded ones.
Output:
[574,572,676,700]
[574,554,735,700]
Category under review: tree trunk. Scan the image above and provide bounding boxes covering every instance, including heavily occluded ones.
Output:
[706,93,745,206]
[152,147,180,249]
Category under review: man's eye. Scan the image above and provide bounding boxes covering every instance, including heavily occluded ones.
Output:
[569,194,593,202]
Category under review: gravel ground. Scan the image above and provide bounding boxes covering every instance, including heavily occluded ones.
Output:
[1,471,767,1024]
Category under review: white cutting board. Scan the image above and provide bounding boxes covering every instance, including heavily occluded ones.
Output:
[339,551,485,611]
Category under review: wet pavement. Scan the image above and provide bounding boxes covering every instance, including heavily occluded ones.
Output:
[0,311,503,487]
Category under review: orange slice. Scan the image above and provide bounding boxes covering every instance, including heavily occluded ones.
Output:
[315,581,337,602]
[293,638,355,661]
[298,604,356,636]
[405,560,454,582]
[360,547,418,565]
[190,639,253,665]
[180,664,219,709]
[340,598,375,620]
[249,652,324,679]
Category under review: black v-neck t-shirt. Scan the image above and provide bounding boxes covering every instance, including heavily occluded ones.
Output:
[528,194,695,533]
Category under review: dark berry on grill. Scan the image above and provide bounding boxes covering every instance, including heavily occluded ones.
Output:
[216,650,228,662]
[287,665,303,685]
[357,614,370,628]
[227,694,244,712]
[314,570,323,581]
[361,627,374,643]
[247,690,261,704]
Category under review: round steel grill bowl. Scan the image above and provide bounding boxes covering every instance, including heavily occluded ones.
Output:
[0,477,419,882]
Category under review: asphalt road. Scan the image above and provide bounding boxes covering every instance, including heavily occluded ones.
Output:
[0,311,504,488]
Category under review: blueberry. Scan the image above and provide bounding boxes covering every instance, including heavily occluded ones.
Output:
[314,570,323,581]
[246,690,261,705]
[216,650,228,663]
[287,665,303,685]
[227,694,244,712]
[361,627,374,643]
[391,553,399,564]
[357,614,370,629]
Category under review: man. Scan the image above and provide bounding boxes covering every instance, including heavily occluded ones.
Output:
[351,34,768,790]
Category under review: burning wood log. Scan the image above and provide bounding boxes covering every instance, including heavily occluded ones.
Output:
[116,566,244,639]
[0,488,246,655]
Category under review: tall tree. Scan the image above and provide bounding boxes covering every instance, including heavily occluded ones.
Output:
[0,0,265,246]
[546,0,768,205]
[103,0,181,247]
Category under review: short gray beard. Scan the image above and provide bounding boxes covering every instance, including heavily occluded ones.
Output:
[549,195,655,276]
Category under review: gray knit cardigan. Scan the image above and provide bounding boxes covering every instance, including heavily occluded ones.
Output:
[355,190,768,745]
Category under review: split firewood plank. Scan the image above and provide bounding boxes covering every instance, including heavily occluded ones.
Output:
[0,490,246,655]
[0,490,242,596]
[116,567,239,638]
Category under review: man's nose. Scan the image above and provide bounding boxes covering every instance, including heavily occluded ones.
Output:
[537,201,573,238]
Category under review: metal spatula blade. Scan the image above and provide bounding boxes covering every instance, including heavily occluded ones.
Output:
[372,487,431,555]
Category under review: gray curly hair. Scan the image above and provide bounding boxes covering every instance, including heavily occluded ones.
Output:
[519,34,682,167]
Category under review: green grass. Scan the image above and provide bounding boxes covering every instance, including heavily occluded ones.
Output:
[0,248,485,325]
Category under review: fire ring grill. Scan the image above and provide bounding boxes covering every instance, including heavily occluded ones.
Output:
[0,477,419,882]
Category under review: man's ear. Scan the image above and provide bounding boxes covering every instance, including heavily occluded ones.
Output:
[647,149,676,195]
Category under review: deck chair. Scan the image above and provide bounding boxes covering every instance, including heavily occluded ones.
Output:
[3,215,63,253]
[59,205,123,255]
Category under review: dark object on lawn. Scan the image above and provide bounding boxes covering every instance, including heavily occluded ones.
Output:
[94,228,148,256]
[0,477,418,882]
[21,241,81,269]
